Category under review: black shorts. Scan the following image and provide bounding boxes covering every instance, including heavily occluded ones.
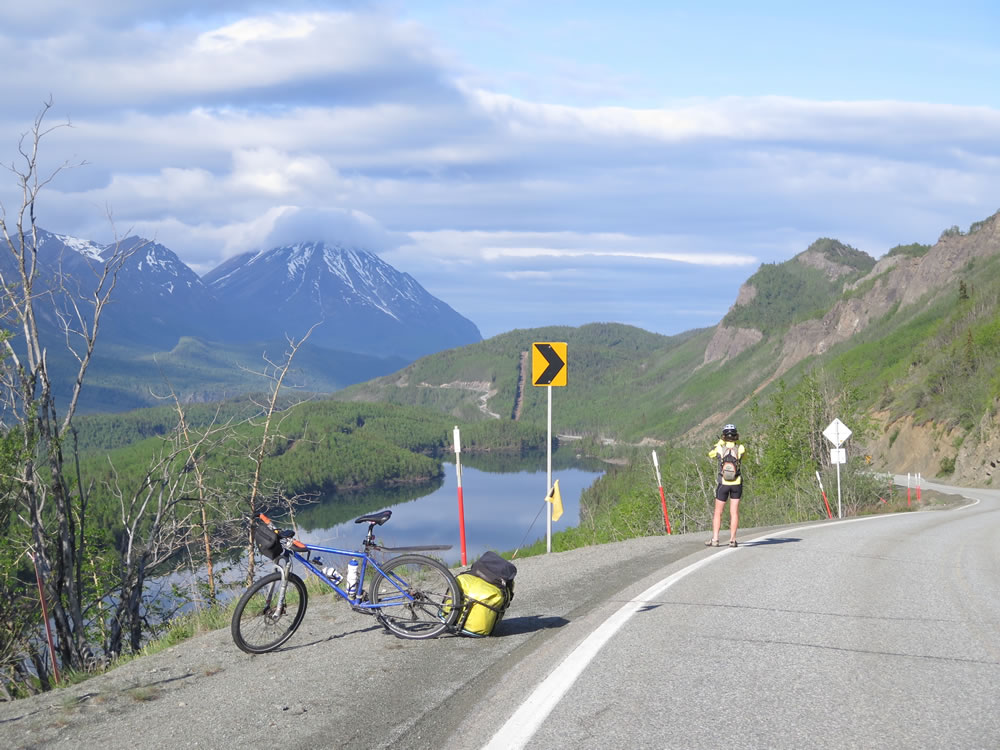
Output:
[716,483,743,502]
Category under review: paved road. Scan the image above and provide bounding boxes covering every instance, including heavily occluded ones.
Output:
[472,478,1000,749]
[1,481,996,749]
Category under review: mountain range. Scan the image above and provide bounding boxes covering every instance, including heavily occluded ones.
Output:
[1,229,482,410]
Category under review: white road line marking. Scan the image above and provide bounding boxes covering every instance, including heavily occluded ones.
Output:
[482,512,941,750]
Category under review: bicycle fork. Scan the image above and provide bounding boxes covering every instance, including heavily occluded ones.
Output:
[266,558,294,618]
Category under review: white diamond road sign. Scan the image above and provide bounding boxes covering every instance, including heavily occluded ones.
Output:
[823,418,852,448]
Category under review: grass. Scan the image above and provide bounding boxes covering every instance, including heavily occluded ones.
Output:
[126,685,162,702]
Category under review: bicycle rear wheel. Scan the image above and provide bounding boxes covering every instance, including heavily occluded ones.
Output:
[368,554,461,639]
[231,571,308,653]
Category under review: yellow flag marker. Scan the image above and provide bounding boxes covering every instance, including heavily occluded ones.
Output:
[546,479,563,522]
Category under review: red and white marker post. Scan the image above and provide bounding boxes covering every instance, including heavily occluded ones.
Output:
[815,470,833,519]
[651,450,671,534]
[29,551,60,683]
[453,426,467,566]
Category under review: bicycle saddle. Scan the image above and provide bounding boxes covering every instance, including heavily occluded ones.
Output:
[355,510,392,525]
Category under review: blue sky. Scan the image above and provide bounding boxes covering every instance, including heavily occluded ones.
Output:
[1,1,998,339]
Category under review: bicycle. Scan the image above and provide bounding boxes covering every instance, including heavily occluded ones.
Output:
[231,510,462,653]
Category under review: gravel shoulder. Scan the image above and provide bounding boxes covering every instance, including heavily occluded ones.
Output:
[0,531,721,750]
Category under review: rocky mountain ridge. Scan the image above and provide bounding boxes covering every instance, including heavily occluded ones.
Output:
[706,215,999,378]
[701,211,1000,486]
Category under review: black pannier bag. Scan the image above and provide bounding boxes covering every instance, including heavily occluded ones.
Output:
[252,519,283,560]
[470,550,518,588]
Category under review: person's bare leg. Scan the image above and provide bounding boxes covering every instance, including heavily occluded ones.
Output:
[712,498,725,542]
[729,498,740,542]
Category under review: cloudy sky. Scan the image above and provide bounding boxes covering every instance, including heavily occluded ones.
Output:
[1,1,998,339]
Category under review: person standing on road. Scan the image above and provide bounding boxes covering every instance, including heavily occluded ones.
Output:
[706,423,745,548]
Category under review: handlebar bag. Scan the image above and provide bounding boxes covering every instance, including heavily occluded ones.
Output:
[252,520,283,560]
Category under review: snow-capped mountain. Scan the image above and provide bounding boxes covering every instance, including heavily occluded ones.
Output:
[27,230,220,349]
[101,236,221,346]
[6,230,480,361]
[204,241,481,359]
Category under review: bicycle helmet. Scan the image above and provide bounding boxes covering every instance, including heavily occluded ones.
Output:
[722,424,738,440]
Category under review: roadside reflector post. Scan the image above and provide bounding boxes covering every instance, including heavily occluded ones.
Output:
[30,551,61,684]
[907,472,911,507]
[917,472,922,503]
[816,470,833,519]
[453,426,467,566]
[652,451,671,533]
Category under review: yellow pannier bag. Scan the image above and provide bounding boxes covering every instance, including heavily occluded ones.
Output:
[455,571,512,637]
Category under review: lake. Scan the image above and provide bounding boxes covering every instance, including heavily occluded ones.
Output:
[157,451,605,612]
[292,453,606,565]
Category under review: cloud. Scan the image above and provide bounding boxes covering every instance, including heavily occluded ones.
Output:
[0,8,452,116]
[393,230,769,268]
[479,247,755,266]
[263,206,406,253]
[2,4,1000,339]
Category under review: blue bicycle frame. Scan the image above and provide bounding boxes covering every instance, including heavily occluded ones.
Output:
[286,542,405,611]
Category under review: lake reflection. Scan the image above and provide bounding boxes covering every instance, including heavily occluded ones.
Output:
[294,453,604,565]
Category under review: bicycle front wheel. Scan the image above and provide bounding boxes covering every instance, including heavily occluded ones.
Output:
[368,554,461,639]
[231,571,308,653]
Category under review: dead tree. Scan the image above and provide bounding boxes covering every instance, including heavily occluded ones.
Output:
[102,433,205,657]
[240,324,318,583]
[0,99,143,680]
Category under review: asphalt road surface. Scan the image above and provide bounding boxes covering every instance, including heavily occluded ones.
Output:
[1,479,997,749]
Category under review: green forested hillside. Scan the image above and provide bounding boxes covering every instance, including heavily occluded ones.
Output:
[76,399,548,530]
[828,254,1000,429]
[328,210,1000,510]
[50,336,408,414]
[333,217,1000,460]
[335,322,725,440]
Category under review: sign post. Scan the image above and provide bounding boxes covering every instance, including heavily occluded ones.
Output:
[532,342,567,553]
[822,418,852,519]
[453,426,467,565]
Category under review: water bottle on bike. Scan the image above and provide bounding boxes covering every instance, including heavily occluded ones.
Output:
[346,558,359,598]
